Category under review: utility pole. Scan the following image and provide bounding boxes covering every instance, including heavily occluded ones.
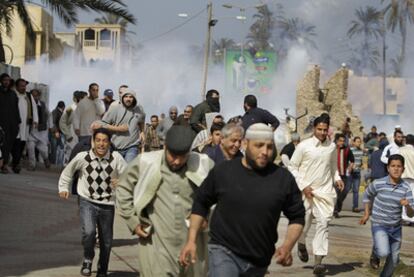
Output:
[201,2,214,101]
[382,20,386,115]
[45,20,50,63]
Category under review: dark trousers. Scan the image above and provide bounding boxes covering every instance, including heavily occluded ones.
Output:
[334,175,351,213]
[11,139,26,167]
[0,130,16,166]
[79,197,114,273]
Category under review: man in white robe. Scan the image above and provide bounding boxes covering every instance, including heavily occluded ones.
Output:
[12,79,38,173]
[288,113,344,275]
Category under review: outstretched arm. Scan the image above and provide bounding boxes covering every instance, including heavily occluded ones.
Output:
[179,214,206,266]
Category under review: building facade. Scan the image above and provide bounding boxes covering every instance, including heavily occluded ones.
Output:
[75,24,123,67]
[1,4,53,67]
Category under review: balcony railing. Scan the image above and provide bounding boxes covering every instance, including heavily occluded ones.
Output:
[99,40,111,48]
[84,40,96,47]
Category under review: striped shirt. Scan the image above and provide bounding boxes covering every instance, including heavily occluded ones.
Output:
[351,147,364,173]
[363,176,414,226]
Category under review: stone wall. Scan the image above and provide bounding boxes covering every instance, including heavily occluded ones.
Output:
[296,65,325,137]
[296,65,363,140]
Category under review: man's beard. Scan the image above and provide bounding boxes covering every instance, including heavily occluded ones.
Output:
[165,156,186,172]
[245,152,269,172]
[395,140,403,147]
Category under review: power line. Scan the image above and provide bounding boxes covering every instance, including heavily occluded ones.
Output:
[139,7,206,44]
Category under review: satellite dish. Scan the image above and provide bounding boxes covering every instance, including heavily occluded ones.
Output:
[2,44,14,64]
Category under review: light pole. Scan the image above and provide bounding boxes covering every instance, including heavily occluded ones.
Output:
[201,2,218,100]
[222,3,264,92]
[381,18,387,115]
[222,3,264,58]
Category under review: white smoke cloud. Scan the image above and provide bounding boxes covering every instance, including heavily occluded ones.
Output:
[22,40,216,118]
[21,40,309,128]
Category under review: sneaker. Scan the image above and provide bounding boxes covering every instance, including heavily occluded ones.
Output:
[44,159,51,169]
[370,254,380,269]
[0,166,9,174]
[352,208,360,213]
[80,260,93,276]
[297,243,309,262]
[313,264,327,275]
[333,211,340,218]
[96,263,107,277]
[12,164,21,174]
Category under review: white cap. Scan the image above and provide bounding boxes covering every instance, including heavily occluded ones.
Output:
[245,123,274,141]
[395,125,402,129]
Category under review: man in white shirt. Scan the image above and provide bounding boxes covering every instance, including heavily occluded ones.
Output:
[400,134,414,223]
[381,130,404,164]
[73,83,105,141]
[288,113,344,275]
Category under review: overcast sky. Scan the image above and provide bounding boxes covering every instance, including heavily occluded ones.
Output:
[51,0,385,45]
[43,0,414,65]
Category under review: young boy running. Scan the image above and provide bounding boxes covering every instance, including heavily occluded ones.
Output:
[360,154,414,277]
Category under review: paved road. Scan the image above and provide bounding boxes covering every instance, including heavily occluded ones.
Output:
[1,167,413,277]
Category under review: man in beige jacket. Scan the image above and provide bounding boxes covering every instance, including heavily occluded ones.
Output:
[116,126,213,276]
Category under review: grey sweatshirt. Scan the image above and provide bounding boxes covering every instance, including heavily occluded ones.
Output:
[101,91,145,150]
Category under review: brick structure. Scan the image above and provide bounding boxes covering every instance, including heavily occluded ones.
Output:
[296,65,363,139]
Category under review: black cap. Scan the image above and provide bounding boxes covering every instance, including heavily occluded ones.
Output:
[165,126,195,155]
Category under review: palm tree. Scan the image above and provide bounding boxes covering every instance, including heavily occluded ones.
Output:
[246,4,274,51]
[211,38,236,64]
[347,6,383,43]
[277,17,317,52]
[389,56,404,76]
[347,6,383,73]
[347,43,381,75]
[381,0,414,71]
[0,0,136,63]
[0,2,14,62]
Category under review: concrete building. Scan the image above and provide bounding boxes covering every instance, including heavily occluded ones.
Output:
[348,75,408,116]
[1,3,53,67]
[75,24,124,66]
[53,32,81,62]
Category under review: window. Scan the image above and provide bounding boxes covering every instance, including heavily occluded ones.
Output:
[84,29,96,47]
[386,88,397,101]
[100,29,111,47]
[84,29,95,40]
[100,29,111,40]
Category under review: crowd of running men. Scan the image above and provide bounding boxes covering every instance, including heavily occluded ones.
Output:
[1,76,413,277]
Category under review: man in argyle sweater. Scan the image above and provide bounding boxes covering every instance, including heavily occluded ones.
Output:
[58,128,126,277]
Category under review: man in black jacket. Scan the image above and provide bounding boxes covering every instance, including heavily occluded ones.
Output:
[241,94,280,131]
[190,89,220,133]
[180,123,305,276]
[0,73,21,174]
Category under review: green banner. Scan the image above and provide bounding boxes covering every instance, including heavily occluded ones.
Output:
[224,49,277,94]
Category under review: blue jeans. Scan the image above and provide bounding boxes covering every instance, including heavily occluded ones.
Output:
[208,244,267,277]
[79,197,115,273]
[118,146,139,162]
[372,224,402,277]
[350,172,361,209]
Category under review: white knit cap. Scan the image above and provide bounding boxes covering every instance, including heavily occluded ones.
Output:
[245,123,274,140]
